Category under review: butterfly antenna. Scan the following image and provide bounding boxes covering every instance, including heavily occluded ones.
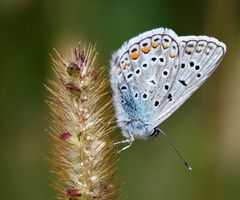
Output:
[158,128,192,171]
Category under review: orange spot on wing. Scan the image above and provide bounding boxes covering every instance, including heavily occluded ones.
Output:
[163,43,169,49]
[170,51,177,58]
[121,63,126,70]
[141,47,150,53]
[130,52,139,60]
[152,41,159,48]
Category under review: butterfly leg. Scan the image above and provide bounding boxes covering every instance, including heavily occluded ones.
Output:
[113,132,134,153]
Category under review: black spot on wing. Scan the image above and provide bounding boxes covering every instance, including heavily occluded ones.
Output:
[179,80,187,86]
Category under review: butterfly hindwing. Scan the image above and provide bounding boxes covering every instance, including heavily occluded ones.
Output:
[153,35,226,126]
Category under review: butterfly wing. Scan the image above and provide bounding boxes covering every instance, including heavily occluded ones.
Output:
[110,28,226,138]
[152,35,226,127]
[110,28,182,137]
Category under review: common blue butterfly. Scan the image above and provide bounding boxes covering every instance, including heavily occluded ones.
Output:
[110,28,226,162]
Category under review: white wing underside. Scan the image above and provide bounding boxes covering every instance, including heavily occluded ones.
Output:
[110,28,226,134]
[154,35,226,127]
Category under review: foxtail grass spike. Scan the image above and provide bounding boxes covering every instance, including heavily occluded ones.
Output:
[46,44,122,199]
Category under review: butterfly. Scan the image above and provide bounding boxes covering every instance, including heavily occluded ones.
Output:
[110,28,226,155]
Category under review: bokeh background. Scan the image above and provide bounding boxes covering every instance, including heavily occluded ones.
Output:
[1,0,240,199]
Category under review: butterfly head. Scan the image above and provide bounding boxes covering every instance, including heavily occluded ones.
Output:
[117,119,156,140]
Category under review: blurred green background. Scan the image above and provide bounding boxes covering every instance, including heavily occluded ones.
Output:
[0,0,240,199]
